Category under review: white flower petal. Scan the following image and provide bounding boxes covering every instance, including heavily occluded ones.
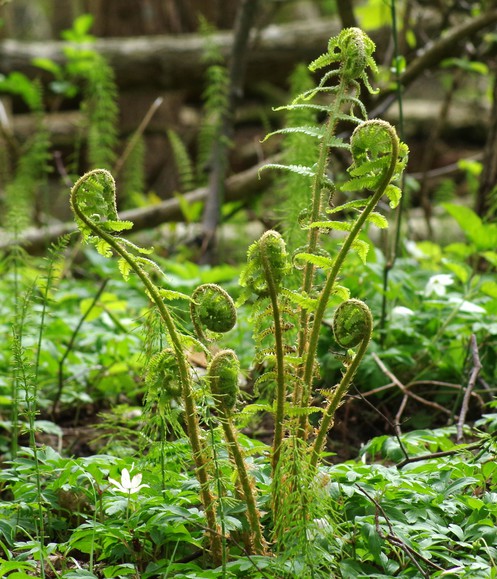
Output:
[121,469,131,489]
[392,306,414,317]
[424,274,453,297]
[130,473,142,488]
[447,297,485,313]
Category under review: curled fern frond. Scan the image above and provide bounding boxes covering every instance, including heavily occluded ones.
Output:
[309,27,378,93]
[71,169,131,246]
[332,299,373,349]
[343,119,409,200]
[191,283,237,342]
[145,348,182,399]
[240,230,290,296]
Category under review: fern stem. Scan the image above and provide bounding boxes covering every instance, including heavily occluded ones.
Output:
[294,78,349,409]
[310,308,372,468]
[219,414,266,555]
[258,238,286,475]
[300,124,399,435]
[71,171,222,563]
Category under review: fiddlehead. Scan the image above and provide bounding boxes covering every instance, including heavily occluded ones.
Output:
[240,231,297,473]
[207,350,267,555]
[310,299,373,468]
[191,283,237,343]
[208,349,240,415]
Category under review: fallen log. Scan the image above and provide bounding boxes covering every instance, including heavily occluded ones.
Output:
[0,156,278,254]
[0,19,341,91]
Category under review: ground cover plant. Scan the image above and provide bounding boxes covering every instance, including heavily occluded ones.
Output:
[1,21,497,579]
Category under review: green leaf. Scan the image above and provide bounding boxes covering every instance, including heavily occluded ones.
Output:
[95,238,113,258]
[351,239,369,263]
[282,288,317,310]
[442,203,482,245]
[361,523,383,566]
[367,212,388,229]
[481,280,497,298]
[333,285,351,300]
[327,199,369,215]
[101,219,133,233]
[444,261,470,284]
[482,251,497,268]
[308,220,353,231]
[262,125,325,142]
[62,571,99,579]
[294,252,334,269]
[32,57,62,77]
[385,184,402,208]
[159,289,192,302]
[118,258,132,281]
[260,163,316,179]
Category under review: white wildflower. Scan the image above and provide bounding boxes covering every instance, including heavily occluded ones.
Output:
[424,274,453,297]
[109,468,149,495]
[391,306,415,317]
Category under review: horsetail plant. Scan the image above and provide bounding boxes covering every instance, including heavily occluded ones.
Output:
[69,27,407,562]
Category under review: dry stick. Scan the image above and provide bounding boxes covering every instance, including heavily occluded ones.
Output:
[355,484,444,576]
[372,353,452,418]
[456,334,482,443]
[394,395,408,437]
[396,438,485,469]
[359,379,485,409]
[352,386,410,463]
[113,96,164,178]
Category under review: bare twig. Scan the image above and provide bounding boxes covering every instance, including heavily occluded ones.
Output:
[355,485,444,576]
[113,96,163,178]
[383,8,497,99]
[396,438,485,469]
[456,334,482,443]
[372,353,452,418]
[394,395,408,437]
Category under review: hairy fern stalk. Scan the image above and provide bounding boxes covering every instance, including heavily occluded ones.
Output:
[68,27,407,563]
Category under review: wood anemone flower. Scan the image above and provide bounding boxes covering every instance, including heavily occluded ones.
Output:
[109,468,149,495]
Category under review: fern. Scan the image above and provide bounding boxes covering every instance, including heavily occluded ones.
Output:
[74,52,119,169]
[167,129,196,193]
[121,134,146,208]
[67,27,408,564]
[2,79,51,230]
[196,20,230,183]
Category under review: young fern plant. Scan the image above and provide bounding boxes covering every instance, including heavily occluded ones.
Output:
[253,28,407,463]
[69,169,224,563]
[68,26,407,564]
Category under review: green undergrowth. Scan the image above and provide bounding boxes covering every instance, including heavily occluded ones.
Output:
[1,23,497,579]
[0,425,496,578]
